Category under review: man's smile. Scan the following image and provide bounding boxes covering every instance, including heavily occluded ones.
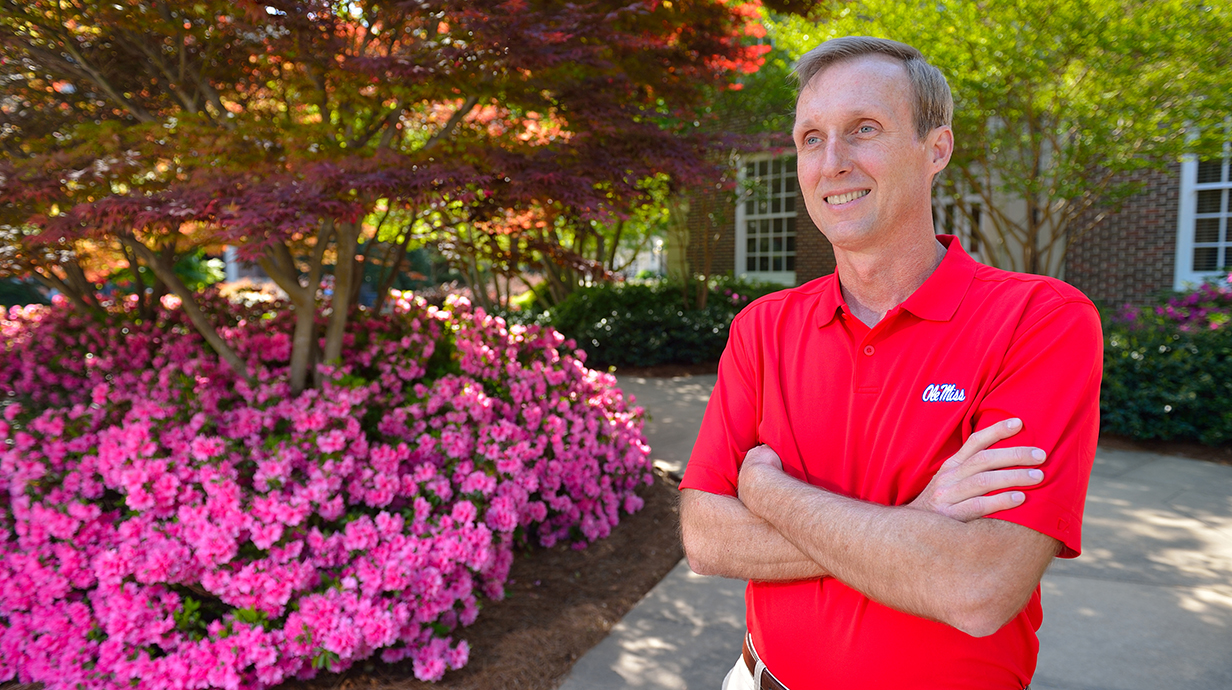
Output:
[825,189,870,205]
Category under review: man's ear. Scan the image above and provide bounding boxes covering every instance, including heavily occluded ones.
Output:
[927,125,954,173]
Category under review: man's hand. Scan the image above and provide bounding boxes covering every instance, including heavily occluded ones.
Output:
[737,417,1044,524]
[906,418,1045,521]
[730,417,1060,635]
[736,444,783,506]
[690,418,1048,585]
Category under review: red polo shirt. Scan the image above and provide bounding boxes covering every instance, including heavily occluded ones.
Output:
[680,236,1102,690]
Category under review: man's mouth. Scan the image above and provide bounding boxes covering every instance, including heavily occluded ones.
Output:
[825,190,870,205]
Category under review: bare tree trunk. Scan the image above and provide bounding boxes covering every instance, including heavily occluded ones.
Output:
[491,265,504,309]
[323,220,360,367]
[373,224,416,313]
[665,196,691,310]
[462,224,493,311]
[121,237,252,383]
[259,222,332,394]
[347,238,372,311]
[60,260,101,309]
[541,260,569,305]
[120,242,151,320]
[606,220,625,273]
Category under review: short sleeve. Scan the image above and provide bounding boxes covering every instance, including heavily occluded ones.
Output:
[679,318,762,497]
[974,299,1103,558]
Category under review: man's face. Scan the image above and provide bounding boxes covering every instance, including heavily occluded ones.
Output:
[793,55,951,251]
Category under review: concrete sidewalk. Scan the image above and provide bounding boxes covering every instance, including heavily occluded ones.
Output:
[560,374,1232,690]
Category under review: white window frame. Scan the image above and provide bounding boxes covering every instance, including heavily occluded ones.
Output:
[1175,149,1232,290]
[735,153,798,286]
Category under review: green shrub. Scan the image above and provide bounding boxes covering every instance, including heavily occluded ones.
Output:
[0,279,48,308]
[1102,320,1232,445]
[510,278,782,369]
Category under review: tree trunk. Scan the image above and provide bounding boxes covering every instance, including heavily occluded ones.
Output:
[31,266,103,319]
[323,220,359,367]
[259,222,332,394]
[121,237,252,383]
[607,220,625,272]
[260,252,318,396]
[373,224,415,313]
[665,196,691,310]
[121,243,151,320]
[347,249,365,311]
[60,260,101,309]
[462,224,493,311]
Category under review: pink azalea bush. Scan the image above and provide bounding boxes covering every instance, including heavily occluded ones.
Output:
[0,291,651,688]
[1113,273,1232,332]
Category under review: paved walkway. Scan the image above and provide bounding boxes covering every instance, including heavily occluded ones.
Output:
[560,374,1232,690]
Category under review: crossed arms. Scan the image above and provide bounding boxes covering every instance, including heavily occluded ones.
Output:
[680,419,1062,638]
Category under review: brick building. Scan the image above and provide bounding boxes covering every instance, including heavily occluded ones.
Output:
[680,154,1232,308]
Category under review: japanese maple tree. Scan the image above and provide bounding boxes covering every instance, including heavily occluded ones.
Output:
[0,0,767,393]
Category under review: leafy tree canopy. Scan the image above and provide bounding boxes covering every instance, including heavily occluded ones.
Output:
[766,0,1232,275]
[0,0,767,391]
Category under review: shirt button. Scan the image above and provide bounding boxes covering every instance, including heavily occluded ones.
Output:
[863,345,875,356]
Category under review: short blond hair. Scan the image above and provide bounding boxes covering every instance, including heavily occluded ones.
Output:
[793,36,952,140]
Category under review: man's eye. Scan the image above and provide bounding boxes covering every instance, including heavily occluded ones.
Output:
[858,125,876,134]
[806,135,821,145]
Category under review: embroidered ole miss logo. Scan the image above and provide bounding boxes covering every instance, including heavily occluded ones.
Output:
[921,383,967,402]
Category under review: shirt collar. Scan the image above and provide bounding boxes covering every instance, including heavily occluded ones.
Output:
[813,234,976,328]
[900,235,976,322]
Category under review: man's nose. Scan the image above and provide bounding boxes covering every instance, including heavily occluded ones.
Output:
[819,138,852,178]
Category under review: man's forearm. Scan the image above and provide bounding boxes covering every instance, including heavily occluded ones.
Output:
[741,464,1059,637]
[680,489,830,581]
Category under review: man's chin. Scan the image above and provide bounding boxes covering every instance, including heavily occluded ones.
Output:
[818,222,880,251]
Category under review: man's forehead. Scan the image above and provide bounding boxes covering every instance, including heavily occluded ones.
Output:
[794,55,912,122]
[798,53,910,98]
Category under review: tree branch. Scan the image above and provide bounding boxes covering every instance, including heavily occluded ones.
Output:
[422,96,480,152]
[121,236,251,382]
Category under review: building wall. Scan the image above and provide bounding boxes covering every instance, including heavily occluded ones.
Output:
[684,157,1183,304]
[684,178,836,285]
[793,196,836,283]
[1065,163,1180,307]
[684,184,737,281]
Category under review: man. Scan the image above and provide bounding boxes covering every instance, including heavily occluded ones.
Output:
[679,37,1102,690]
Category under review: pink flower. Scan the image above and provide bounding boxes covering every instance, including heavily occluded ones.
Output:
[0,289,653,688]
[484,497,518,533]
[450,501,478,525]
[317,429,347,454]
[190,435,225,460]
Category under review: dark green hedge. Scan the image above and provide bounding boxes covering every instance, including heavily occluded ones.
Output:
[0,279,48,308]
[1101,322,1232,445]
[518,279,782,369]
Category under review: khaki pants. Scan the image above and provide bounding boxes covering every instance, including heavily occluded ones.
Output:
[721,655,756,690]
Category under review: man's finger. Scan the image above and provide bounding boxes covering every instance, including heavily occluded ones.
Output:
[965,446,1047,474]
[963,417,1024,454]
[952,490,1027,522]
[963,466,1044,496]
[924,466,1044,515]
[940,418,1025,469]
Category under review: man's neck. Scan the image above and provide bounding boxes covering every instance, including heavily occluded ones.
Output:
[837,234,948,327]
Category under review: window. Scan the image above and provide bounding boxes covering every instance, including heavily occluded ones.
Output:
[1176,154,1232,288]
[737,155,797,285]
[1193,159,1231,271]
